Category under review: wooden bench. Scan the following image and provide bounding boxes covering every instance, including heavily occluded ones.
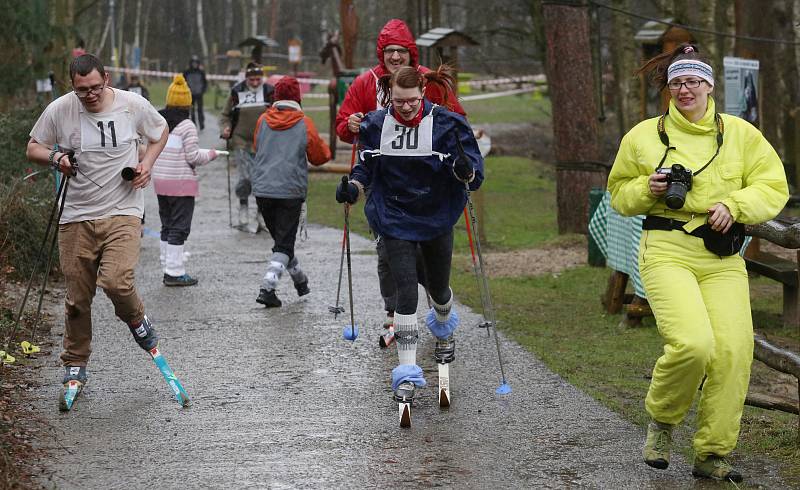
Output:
[746,218,800,328]
[744,249,799,327]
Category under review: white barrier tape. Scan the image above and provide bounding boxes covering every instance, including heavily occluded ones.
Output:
[105,66,329,85]
[464,74,545,87]
[460,86,540,102]
[106,66,541,89]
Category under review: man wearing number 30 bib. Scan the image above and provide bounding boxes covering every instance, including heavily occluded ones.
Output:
[26,54,169,402]
[336,65,484,408]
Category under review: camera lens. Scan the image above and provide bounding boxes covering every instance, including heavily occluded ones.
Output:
[665,182,688,209]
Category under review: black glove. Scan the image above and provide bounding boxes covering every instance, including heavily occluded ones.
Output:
[452,155,473,183]
[336,176,359,204]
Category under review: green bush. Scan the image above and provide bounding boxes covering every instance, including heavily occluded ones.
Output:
[0,107,58,279]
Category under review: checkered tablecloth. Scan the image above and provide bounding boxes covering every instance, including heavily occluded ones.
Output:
[588,192,752,300]
[588,192,647,297]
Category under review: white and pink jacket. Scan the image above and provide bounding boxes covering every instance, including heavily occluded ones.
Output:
[152,119,213,196]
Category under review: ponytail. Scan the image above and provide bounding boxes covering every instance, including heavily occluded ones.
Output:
[378,64,457,108]
[636,43,711,90]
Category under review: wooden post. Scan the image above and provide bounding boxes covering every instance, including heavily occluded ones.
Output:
[543,0,607,234]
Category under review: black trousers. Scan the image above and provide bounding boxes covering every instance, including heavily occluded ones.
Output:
[382,229,453,315]
[190,95,205,129]
[255,197,303,259]
[376,233,427,313]
[157,195,195,245]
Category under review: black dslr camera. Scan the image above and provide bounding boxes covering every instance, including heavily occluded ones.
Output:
[656,163,693,209]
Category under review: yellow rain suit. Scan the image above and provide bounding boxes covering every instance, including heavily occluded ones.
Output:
[607,97,789,458]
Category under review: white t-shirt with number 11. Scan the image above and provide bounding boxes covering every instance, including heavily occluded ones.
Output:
[29,88,166,224]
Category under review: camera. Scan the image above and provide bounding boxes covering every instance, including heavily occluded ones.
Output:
[656,163,693,209]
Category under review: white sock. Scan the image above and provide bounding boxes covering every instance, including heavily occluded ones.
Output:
[394,313,418,366]
[159,240,167,267]
[164,244,185,277]
[432,288,453,323]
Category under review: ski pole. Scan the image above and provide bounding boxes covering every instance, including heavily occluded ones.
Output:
[330,142,358,318]
[342,190,358,341]
[453,130,511,395]
[4,173,70,353]
[463,207,490,338]
[329,230,346,318]
[226,140,233,228]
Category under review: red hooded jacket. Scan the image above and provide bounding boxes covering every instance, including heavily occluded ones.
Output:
[334,19,466,144]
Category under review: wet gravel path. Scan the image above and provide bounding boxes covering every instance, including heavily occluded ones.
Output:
[29,120,789,489]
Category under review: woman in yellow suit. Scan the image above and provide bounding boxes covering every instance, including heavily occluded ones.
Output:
[608,43,788,483]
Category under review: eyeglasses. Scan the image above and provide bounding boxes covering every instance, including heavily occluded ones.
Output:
[391,97,422,108]
[383,47,410,56]
[667,79,704,91]
[74,83,105,98]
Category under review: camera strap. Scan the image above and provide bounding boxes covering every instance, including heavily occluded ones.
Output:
[655,108,724,176]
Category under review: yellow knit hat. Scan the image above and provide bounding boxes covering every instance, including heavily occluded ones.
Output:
[166,74,192,107]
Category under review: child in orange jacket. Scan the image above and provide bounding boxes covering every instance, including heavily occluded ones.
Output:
[251,76,331,307]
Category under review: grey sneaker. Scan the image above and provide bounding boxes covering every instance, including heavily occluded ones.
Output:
[61,365,88,384]
[692,455,743,482]
[129,315,159,351]
[643,421,673,469]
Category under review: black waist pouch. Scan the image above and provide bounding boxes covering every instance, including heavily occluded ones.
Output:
[690,222,746,256]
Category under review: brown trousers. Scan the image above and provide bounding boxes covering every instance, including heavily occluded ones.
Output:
[58,216,145,366]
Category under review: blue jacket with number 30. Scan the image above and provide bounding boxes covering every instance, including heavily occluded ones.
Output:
[351,100,484,242]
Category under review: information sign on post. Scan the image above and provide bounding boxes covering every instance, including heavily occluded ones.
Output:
[724,56,760,127]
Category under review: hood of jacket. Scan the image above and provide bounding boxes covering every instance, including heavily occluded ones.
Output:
[264,105,304,130]
[376,19,419,69]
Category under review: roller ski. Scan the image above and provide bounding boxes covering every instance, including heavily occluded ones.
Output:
[130,316,190,407]
[434,336,455,408]
[393,381,416,428]
[59,366,87,412]
[148,346,190,407]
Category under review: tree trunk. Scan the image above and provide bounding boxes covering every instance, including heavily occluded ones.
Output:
[543,1,607,234]
[196,0,210,63]
[251,0,258,37]
[609,0,639,137]
[141,0,153,64]
[340,0,358,69]
[223,0,233,50]
[118,0,126,68]
[269,0,280,42]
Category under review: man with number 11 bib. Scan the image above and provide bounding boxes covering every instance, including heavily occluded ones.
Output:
[336,65,484,425]
[26,54,170,409]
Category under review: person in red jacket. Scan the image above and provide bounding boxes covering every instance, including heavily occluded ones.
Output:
[335,18,466,333]
[251,76,332,307]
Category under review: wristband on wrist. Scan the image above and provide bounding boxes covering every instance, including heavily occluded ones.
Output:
[48,144,60,169]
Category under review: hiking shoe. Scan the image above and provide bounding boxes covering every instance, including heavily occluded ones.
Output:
[256,288,282,308]
[433,336,455,364]
[61,366,88,385]
[129,315,159,351]
[163,273,198,287]
[643,421,673,469]
[294,280,310,297]
[692,455,743,482]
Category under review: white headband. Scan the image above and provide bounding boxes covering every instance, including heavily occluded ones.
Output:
[667,60,714,87]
